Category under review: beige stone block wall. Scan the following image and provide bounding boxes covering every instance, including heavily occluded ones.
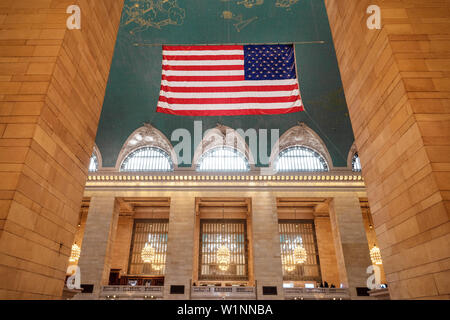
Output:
[0,0,124,299]
[164,193,196,299]
[325,0,450,299]
[76,193,344,298]
[251,192,284,299]
[315,216,340,286]
[110,216,133,275]
[76,197,119,297]
[329,196,372,296]
[80,189,371,299]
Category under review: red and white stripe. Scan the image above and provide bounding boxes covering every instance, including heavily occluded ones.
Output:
[157,45,304,116]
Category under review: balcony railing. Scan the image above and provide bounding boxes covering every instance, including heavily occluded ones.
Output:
[191,286,256,300]
[100,285,164,299]
[284,287,350,300]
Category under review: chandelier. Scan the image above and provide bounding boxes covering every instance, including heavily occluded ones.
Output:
[216,207,231,271]
[141,243,155,263]
[283,255,295,272]
[294,244,307,264]
[217,245,231,271]
[370,245,382,265]
[69,243,81,262]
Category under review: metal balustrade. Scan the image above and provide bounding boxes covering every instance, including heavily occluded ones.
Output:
[284,287,350,300]
[191,286,256,300]
[99,285,350,300]
[100,285,164,299]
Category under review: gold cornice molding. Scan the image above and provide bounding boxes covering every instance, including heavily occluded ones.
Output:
[85,172,365,190]
[87,173,363,182]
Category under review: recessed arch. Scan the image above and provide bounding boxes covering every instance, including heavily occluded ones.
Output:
[120,146,174,172]
[196,146,250,172]
[192,124,255,171]
[269,122,333,172]
[274,146,329,172]
[115,123,177,171]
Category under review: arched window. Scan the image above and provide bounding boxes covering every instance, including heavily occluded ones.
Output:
[120,147,173,172]
[89,153,98,172]
[196,146,250,172]
[275,146,329,172]
[352,153,362,172]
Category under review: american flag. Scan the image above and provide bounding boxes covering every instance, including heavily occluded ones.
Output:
[156,44,304,116]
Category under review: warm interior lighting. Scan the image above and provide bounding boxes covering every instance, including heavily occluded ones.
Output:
[283,255,295,272]
[370,245,382,265]
[199,219,248,281]
[152,264,163,271]
[294,243,307,264]
[141,243,155,263]
[152,254,164,270]
[129,220,168,276]
[69,243,81,262]
[217,245,231,271]
[216,209,231,272]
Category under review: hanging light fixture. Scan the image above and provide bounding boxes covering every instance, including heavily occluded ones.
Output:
[69,243,81,262]
[294,237,307,264]
[217,205,230,271]
[141,242,155,263]
[370,244,382,265]
[217,245,231,271]
[141,209,157,264]
[294,244,307,264]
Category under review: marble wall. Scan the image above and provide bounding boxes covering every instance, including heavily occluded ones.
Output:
[325,0,450,299]
[0,0,124,299]
[77,189,371,299]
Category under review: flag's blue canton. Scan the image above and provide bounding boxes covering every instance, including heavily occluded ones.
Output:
[244,44,297,80]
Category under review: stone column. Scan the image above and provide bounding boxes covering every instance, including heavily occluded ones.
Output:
[329,196,372,297]
[76,197,120,298]
[110,216,133,276]
[314,216,340,287]
[0,0,124,299]
[325,0,450,299]
[252,193,284,300]
[164,193,196,299]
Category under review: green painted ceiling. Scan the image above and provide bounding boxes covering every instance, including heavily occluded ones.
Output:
[96,0,354,168]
